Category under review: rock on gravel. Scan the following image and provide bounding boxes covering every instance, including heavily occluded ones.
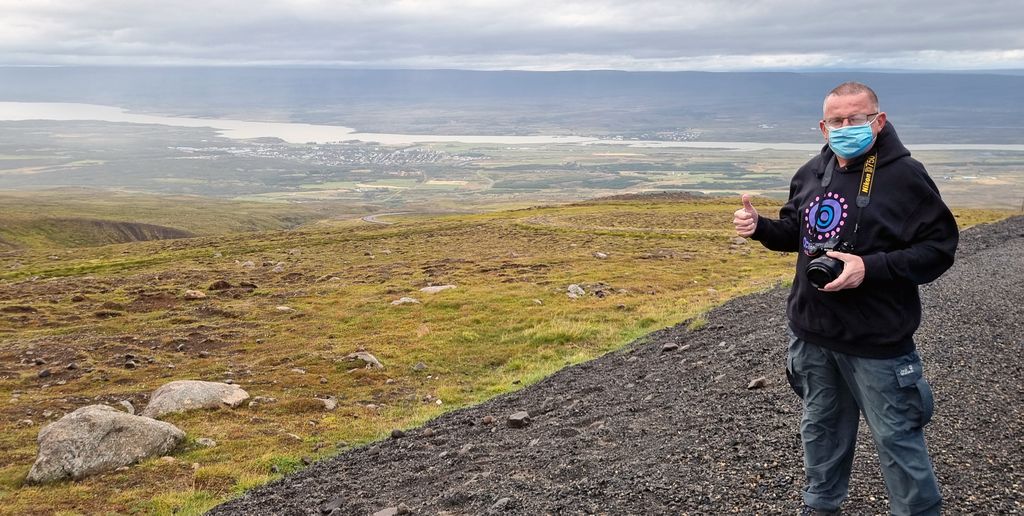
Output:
[209,216,1024,515]
[141,380,249,419]
[507,411,531,428]
[27,405,184,483]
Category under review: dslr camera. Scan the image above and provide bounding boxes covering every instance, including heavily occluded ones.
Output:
[805,236,855,289]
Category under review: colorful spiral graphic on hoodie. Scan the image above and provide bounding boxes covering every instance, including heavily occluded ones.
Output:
[805,192,849,240]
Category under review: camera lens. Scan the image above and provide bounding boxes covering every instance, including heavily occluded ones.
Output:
[806,256,844,289]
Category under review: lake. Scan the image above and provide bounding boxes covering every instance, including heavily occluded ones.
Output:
[3,102,1024,152]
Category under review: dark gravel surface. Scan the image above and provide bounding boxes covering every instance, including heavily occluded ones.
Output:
[210,216,1024,516]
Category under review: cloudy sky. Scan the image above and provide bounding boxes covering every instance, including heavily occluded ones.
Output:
[2,0,1023,71]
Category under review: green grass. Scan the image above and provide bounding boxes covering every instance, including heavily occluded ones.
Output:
[0,193,1012,515]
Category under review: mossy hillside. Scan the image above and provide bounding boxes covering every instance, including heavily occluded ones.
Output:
[0,189,338,249]
[0,195,1011,515]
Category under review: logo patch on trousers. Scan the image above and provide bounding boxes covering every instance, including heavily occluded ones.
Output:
[898,364,914,377]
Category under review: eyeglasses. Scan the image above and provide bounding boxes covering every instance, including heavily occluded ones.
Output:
[823,112,879,130]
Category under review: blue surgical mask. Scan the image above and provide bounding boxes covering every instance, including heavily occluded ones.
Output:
[828,123,875,159]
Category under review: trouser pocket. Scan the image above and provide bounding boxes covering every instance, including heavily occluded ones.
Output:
[894,359,934,428]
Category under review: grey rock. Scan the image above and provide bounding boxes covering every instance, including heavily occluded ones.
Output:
[661,342,680,352]
[27,405,184,483]
[371,504,411,516]
[391,297,420,306]
[508,411,532,428]
[747,376,768,390]
[183,289,207,300]
[141,380,250,419]
[319,397,338,411]
[419,285,456,294]
[118,400,135,415]
[344,351,384,369]
[567,284,585,299]
[196,437,217,448]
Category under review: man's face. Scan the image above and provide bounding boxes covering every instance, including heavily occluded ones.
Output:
[819,92,887,142]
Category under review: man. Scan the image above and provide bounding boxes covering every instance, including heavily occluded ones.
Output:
[733,82,958,515]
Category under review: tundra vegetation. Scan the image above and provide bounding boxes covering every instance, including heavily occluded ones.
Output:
[0,189,1009,514]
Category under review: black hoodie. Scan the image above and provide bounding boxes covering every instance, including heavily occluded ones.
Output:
[753,122,958,358]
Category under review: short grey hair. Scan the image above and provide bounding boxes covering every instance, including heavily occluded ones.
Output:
[823,82,880,112]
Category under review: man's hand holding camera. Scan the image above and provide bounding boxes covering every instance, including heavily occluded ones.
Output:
[819,251,864,291]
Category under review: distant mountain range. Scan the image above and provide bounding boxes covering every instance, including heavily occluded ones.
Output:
[1,67,1023,143]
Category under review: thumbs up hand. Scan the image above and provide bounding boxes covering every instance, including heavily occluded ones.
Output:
[733,194,759,237]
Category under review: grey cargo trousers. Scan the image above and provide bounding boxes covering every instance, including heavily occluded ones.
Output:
[786,332,942,515]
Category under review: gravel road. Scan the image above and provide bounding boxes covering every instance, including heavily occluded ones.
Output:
[210,215,1024,515]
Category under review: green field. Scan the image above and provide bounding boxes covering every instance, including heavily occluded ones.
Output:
[0,190,1012,515]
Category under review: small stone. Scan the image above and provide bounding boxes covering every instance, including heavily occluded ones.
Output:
[747,376,769,390]
[412,362,427,372]
[419,285,456,294]
[119,400,136,415]
[37,369,52,378]
[371,504,411,516]
[183,290,207,300]
[208,280,232,290]
[391,429,406,439]
[319,397,338,411]
[422,428,435,437]
[320,495,346,514]
[19,419,33,427]
[66,362,79,370]
[661,342,680,352]
[124,361,137,369]
[319,377,328,384]
[291,368,307,374]
[481,415,495,425]
[593,252,609,259]
[345,351,384,369]
[276,306,295,312]
[195,437,217,448]
[567,284,585,299]
[507,411,531,428]
[198,351,211,358]
[532,299,544,305]
[391,297,420,306]
[458,444,473,456]
[492,497,512,510]
[33,358,47,366]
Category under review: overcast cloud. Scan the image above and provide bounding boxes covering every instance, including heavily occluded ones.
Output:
[2,0,1023,70]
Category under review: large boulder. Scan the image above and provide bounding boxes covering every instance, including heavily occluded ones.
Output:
[27,405,184,483]
[142,380,250,419]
